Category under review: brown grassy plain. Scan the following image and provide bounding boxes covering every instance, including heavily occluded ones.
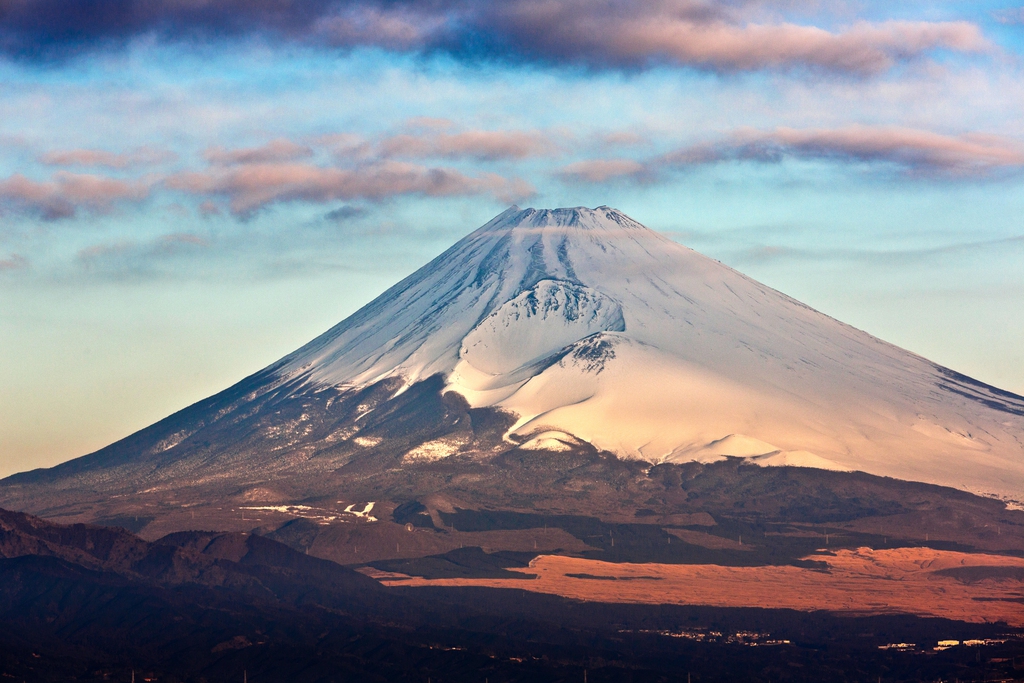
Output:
[368,547,1024,625]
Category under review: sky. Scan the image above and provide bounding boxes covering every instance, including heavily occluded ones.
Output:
[1,0,1023,478]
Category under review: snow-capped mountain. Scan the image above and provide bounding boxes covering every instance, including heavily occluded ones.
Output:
[2,206,1023,515]
[269,206,1023,499]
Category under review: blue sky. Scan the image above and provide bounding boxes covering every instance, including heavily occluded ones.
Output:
[2,0,1023,476]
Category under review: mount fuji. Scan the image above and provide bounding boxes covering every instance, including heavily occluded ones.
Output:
[2,206,1023,524]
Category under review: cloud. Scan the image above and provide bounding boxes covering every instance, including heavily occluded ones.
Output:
[315,4,450,50]
[0,171,150,219]
[731,233,1024,267]
[380,129,554,160]
[7,130,541,222]
[402,117,457,130]
[198,200,220,217]
[78,232,207,262]
[564,126,1024,183]
[205,139,314,165]
[76,232,209,277]
[324,205,366,222]
[317,133,373,159]
[0,0,338,58]
[0,0,989,75]
[39,146,176,169]
[166,160,534,216]
[598,131,648,148]
[469,2,989,75]
[689,126,1024,176]
[157,232,208,249]
[557,158,649,183]
[992,8,1024,25]
[0,253,27,271]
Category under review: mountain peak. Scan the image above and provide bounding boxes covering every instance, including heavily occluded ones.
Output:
[483,205,652,238]
[277,205,685,391]
[508,205,621,223]
[266,205,1024,498]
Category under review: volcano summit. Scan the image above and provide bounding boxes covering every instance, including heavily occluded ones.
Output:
[2,206,1023,521]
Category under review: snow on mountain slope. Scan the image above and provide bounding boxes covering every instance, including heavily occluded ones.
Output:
[274,206,1024,499]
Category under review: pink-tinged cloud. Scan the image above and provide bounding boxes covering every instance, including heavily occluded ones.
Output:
[558,158,649,183]
[0,172,150,220]
[167,161,534,216]
[315,6,449,50]
[76,241,137,263]
[736,127,1024,174]
[0,254,27,271]
[380,130,554,161]
[39,146,176,169]
[567,126,1024,184]
[402,117,457,131]
[662,126,1024,176]
[198,200,221,217]
[599,131,647,148]
[205,139,314,165]
[0,0,992,76]
[315,133,373,161]
[158,233,209,249]
[480,0,989,74]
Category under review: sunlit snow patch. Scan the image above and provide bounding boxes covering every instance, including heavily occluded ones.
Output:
[517,430,581,452]
[748,450,853,472]
[343,502,377,522]
[403,437,467,463]
[665,435,851,472]
[665,434,780,464]
[242,505,313,513]
[240,504,340,524]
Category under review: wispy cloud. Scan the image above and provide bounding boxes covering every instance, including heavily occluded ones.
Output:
[598,131,649,148]
[0,253,27,271]
[560,125,1024,183]
[4,129,545,220]
[380,129,555,160]
[324,205,367,222]
[161,129,540,216]
[317,133,373,161]
[205,139,314,165]
[992,7,1024,25]
[166,160,533,217]
[0,172,150,220]
[315,4,450,50]
[76,232,210,278]
[469,2,989,75]
[681,126,1024,176]
[39,146,176,169]
[558,158,650,183]
[731,233,1024,267]
[0,0,990,76]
